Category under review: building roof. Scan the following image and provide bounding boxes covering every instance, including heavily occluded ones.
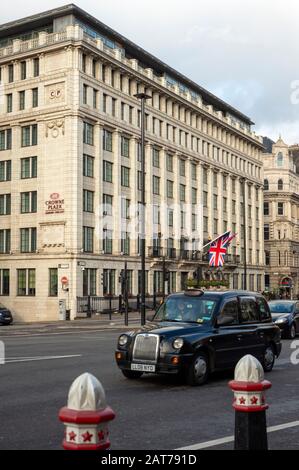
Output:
[0,3,254,126]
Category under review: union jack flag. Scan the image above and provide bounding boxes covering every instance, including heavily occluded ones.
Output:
[208,231,236,267]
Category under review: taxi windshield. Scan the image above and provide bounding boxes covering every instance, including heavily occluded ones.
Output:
[154,296,217,324]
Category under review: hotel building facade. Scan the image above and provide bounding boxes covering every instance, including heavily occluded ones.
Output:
[0,5,265,322]
[263,137,299,297]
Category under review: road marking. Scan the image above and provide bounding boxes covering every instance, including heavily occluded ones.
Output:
[176,420,299,450]
[4,354,82,363]
[0,328,132,338]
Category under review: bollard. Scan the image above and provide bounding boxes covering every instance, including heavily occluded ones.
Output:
[59,373,115,450]
[229,354,272,450]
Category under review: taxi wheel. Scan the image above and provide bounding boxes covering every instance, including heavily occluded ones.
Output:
[186,352,209,386]
[121,369,143,379]
[262,345,275,372]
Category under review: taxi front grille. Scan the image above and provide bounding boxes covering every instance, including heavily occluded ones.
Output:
[132,334,159,363]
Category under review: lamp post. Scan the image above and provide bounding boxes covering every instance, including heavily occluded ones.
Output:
[241,178,247,290]
[134,92,152,325]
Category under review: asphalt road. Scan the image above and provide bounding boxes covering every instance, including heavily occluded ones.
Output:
[0,328,298,450]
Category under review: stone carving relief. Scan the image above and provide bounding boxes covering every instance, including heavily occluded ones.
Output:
[45,119,65,138]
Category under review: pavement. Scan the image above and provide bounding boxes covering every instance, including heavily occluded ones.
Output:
[0,328,298,450]
[0,312,144,336]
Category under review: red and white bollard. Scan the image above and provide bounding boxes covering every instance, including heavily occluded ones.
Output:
[229,355,272,450]
[59,373,115,450]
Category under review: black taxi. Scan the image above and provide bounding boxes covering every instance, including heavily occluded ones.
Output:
[115,290,282,385]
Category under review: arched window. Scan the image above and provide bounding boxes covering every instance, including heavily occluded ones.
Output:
[278,179,283,190]
[277,152,283,167]
[264,179,269,190]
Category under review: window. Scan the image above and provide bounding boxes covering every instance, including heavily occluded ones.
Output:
[121,102,125,120]
[93,89,98,108]
[166,154,173,172]
[92,59,97,78]
[264,202,269,216]
[0,269,9,296]
[277,152,283,167]
[121,166,130,187]
[32,88,38,108]
[121,232,130,255]
[33,58,39,77]
[239,297,260,323]
[82,54,86,73]
[83,85,88,105]
[265,251,270,266]
[192,188,197,205]
[264,224,270,240]
[0,229,10,253]
[278,202,284,216]
[153,148,160,168]
[103,269,115,295]
[7,94,12,113]
[121,136,130,157]
[20,227,37,252]
[21,61,27,80]
[191,163,197,181]
[167,180,173,199]
[19,91,25,110]
[103,161,113,183]
[121,198,130,219]
[153,176,160,195]
[83,122,94,145]
[103,129,112,151]
[83,154,94,177]
[180,159,186,177]
[8,64,14,83]
[112,98,117,117]
[102,194,112,216]
[264,179,269,190]
[102,93,107,113]
[0,129,12,150]
[49,268,58,297]
[180,184,186,202]
[257,297,271,321]
[21,156,37,179]
[83,269,97,296]
[219,299,239,325]
[168,209,174,227]
[0,160,11,182]
[0,194,11,215]
[103,229,113,254]
[21,125,37,147]
[213,194,218,210]
[21,191,37,213]
[278,179,283,190]
[83,190,94,213]
[17,269,35,296]
[83,226,94,252]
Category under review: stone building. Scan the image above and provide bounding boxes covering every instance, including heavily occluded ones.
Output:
[0,4,264,321]
[263,137,299,298]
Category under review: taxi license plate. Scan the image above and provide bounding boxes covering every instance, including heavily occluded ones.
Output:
[131,364,155,372]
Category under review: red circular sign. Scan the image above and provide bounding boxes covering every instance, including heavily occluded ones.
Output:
[61,276,69,285]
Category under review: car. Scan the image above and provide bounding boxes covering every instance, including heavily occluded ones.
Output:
[115,289,282,386]
[0,303,13,325]
[268,300,299,339]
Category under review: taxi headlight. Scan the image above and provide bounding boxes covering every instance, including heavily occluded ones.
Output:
[173,338,184,350]
[118,334,129,346]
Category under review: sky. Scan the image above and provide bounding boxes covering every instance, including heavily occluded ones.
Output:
[2,0,299,144]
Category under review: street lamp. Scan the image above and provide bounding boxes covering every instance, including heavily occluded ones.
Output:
[134,92,152,325]
[241,178,247,290]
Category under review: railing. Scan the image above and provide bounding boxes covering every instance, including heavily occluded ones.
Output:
[77,294,164,316]
[147,247,240,265]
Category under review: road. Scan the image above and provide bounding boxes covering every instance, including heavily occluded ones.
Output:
[0,328,298,450]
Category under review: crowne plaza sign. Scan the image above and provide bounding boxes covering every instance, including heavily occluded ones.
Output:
[45,193,65,214]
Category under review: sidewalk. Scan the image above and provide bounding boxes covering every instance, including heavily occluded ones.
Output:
[0,311,148,336]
